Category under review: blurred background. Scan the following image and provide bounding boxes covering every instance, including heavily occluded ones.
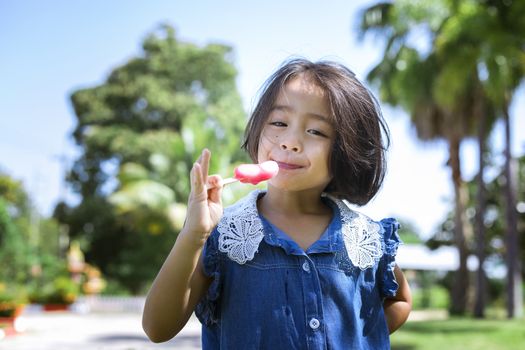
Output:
[1,0,524,349]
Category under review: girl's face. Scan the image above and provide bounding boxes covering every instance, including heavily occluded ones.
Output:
[257,73,335,193]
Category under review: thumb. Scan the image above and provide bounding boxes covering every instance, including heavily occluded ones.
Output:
[207,175,223,204]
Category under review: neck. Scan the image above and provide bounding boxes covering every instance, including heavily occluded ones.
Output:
[259,186,329,216]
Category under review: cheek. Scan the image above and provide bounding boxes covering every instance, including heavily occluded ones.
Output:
[261,126,279,141]
[259,128,279,148]
[257,131,280,162]
[256,137,270,162]
[326,151,335,180]
[317,144,333,172]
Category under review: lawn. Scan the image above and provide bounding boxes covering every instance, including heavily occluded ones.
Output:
[391,317,525,350]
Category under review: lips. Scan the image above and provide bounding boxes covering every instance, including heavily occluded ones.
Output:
[275,161,303,170]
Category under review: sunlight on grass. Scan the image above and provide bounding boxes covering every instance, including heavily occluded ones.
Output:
[391,318,525,350]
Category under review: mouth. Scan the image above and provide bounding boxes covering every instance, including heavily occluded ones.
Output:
[275,161,304,170]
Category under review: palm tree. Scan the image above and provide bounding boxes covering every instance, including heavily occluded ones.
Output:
[357,1,491,315]
[358,0,525,318]
[475,0,525,318]
[431,3,495,317]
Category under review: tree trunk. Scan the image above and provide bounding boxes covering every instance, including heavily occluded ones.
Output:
[474,98,487,318]
[448,136,471,315]
[503,105,523,318]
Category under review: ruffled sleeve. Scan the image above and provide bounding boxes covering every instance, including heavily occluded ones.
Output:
[378,218,402,299]
[194,228,222,326]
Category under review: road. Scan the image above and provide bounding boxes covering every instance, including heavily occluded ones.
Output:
[0,311,202,350]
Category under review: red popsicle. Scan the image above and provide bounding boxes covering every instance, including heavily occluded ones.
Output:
[222,161,279,186]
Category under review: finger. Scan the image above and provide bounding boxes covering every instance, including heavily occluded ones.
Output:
[195,149,204,164]
[206,174,222,190]
[200,149,211,185]
[192,162,205,195]
[194,150,206,185]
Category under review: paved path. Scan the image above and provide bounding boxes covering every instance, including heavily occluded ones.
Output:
[0,311,202,350]
[0,307,445,349]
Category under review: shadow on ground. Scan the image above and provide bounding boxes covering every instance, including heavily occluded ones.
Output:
[391,344,417,350]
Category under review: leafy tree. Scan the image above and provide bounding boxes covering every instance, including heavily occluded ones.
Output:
[433,0,525,318]
[0,170,66,288]
[0,171,33,284]
[0,198,31,283]
[478,0,525,319]
[58,24,248,293]
[397,219,423,244]
[0,171,30,216]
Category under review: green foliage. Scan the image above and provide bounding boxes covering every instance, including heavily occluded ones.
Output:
[0,172,30,215]
[358,0,525,142]
[0,198,32,284]
[0,170,77,309]
[429,155,525,273]
[108,159,177,233]
[33,253,70,286]
[0,171,32,251]
[411,282,449,310]
[59,24,248,293]
[0,184,32,304]
[427,155,525,312]
[27,252,81,305]
[397,219,423,244]
[99,278,132,296]
[435,0,525,110]
[359,0,525,316]
[0,282,28,316]
[29,276,80,305]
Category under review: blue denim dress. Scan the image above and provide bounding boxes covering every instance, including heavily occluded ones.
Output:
[196,190,401,349]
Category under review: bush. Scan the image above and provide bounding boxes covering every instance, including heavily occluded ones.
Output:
[29,277,80,305]
[0,282,27,317]
[100,278,131,296]
[412,285,450,310]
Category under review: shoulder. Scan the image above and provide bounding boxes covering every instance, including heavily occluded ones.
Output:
[327,195,398,238]
[327,195,400,270]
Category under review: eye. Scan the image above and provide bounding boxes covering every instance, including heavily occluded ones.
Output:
[269,121,287,127]
[307,129,327,137]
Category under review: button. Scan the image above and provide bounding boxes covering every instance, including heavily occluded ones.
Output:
[302,261,310,272]
[309,318,320,330]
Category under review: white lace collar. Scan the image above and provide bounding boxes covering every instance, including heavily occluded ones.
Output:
[217,190,383,270]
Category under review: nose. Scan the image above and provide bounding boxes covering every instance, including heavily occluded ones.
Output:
[279,131,302,152]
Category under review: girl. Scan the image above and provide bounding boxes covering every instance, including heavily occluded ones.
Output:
[143,58,412,349]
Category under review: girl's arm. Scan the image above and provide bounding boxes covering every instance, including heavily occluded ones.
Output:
[383,264,412,334]
[142,149,223,343]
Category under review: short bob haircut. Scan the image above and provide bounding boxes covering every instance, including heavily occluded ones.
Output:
[242,58,390,206]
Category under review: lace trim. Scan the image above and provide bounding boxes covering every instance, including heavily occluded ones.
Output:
[217,190,265,264]
[217,190,383,269]
[331,198,383,270]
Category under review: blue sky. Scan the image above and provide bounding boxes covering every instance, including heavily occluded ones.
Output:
[1,0,524,239]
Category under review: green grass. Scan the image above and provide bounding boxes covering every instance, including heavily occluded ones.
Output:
[391,317,525,350]
[411,286,449,310]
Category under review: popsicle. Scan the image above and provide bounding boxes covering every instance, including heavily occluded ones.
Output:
[222,160,279,186]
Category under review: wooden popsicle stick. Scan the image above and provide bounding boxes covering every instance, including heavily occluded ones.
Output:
[206,177,237,190]
[221,177,239,186]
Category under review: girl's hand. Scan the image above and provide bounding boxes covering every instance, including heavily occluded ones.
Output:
[183,149,224,243]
